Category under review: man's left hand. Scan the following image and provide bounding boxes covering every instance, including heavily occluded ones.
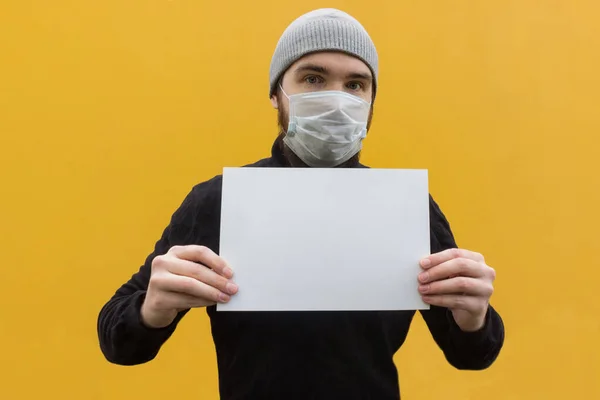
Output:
[418,248,496,332]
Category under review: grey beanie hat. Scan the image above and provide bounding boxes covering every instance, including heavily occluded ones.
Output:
[268,8,378,98]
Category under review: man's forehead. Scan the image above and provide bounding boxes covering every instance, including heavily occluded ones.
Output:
[289,52,372,77]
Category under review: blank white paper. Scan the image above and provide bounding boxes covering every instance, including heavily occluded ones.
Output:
[216,167,430,312]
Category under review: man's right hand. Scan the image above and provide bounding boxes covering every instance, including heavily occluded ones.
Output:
[140,245,238,328]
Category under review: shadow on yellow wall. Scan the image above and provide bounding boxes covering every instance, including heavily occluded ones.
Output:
[1,1,598,399]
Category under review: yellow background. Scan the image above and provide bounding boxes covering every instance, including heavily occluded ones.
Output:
[1,1,598,399]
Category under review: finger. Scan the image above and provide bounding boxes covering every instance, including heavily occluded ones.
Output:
[421,294,481,312]
[420,248,484,269]
[418,257,485,283]
[167,258,238,295]
[419,276,493,297]
[154,273,231,303]
[170,245,233,278]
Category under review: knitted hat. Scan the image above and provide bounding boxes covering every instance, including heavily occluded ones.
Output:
[269,8,378,98]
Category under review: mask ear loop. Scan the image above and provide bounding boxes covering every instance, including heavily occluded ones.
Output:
[279,84,290,100]
[279,85,297,136]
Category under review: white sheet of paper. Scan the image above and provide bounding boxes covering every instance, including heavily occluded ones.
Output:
[216,167,430,312]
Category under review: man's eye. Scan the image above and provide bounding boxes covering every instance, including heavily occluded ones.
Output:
[347,82,363,91]
[305,75,322,84]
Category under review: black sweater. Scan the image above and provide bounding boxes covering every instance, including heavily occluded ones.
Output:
[97,138,505,400]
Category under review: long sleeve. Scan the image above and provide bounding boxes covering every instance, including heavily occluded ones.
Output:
[419,195,505,370]
[97,179,219,365]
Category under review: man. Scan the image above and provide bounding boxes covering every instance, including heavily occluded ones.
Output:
[97,8,504,399]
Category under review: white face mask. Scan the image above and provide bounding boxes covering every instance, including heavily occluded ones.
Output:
[280,87,371,167]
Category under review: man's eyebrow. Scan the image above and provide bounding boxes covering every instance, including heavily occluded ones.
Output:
[293,64,329,74]
[293,64,372,82]
[346,72,372,81]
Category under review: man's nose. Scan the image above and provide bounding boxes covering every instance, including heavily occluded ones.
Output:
[329,81,346,92]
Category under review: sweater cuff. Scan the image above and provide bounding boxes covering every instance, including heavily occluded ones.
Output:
[121,291,179,340]
[447,307,494,346]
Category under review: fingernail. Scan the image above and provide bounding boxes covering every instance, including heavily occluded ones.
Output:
[223,267,233,278]
[226,282,238,295]
[419,284,430,293]
[419,272,429,283]
[219,293,230,302]
[420,259,431,268]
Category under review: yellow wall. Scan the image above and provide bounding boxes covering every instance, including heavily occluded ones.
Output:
[1,1,598,399]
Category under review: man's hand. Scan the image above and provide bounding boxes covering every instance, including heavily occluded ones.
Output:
[141,245,239,329]
[418,248,496,332]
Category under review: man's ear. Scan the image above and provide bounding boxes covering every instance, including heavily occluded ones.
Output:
[270,94,279,109]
